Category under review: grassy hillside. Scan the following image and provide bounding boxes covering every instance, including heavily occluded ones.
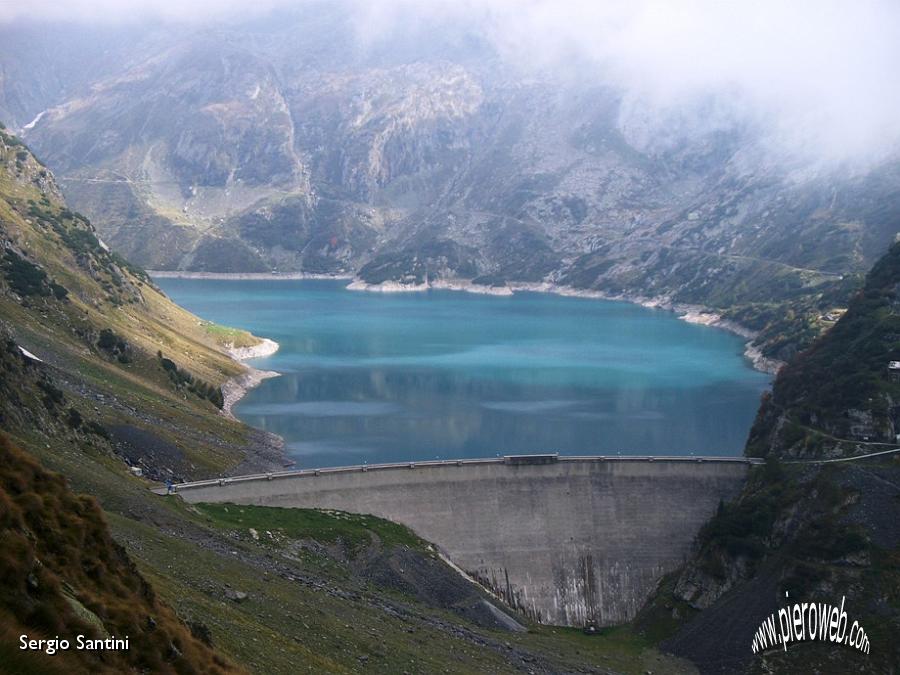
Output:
[0,432,240,675]
[0,122,270,481]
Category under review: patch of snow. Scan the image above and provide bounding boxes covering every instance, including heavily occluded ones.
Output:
[22,110,47,133]
[17,346,43,362]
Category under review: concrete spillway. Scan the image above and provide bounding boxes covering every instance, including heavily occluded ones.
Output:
[168,456,753,626]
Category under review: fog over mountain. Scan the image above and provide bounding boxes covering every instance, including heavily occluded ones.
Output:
[6,0,900,165]
[2,0,899,362]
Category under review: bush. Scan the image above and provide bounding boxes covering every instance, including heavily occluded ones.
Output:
[49,282,68,300]
[84,420,109,439]
[60,228,102,257]
[65,408,82,430]
[97,329,128,357]
[37,379,65,409]
[2,250,49,297]
[157,352,224,409]
[780,562,827,598]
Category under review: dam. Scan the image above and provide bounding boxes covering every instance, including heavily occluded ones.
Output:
[164,455,755,626]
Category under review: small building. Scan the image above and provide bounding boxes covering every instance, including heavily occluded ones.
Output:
[889,361,900,382]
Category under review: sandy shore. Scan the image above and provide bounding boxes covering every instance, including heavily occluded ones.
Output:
[345,277,784,374]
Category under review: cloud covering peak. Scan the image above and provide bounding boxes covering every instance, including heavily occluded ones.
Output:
[4,0,900,166]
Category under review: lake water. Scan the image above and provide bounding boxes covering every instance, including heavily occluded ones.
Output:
[157,278,771,468]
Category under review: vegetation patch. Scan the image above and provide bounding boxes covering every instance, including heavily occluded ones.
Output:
[201,321,259,350]
[96,328,131,364]
[157,351,225,409]
[695,458,799,576]
[0,431,240,674]
[2,249,49,297]
[36,379,65,410]
[748,241,900,454]
[193,503,426,555]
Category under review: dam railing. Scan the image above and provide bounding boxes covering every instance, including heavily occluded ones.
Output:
[153,454,764,495]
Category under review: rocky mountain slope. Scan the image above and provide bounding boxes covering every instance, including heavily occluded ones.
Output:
[3,8,898,362]
[0,122,691,672]
[639,241,900,673]
[746,240,900,456]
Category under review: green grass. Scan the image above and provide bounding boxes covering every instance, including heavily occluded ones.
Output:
[511,623,695,674]
[110,513,523,675]
[201,322,260,349]
[194,503,427,554]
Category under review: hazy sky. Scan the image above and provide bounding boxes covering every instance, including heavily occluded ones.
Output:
[2,0,899,167]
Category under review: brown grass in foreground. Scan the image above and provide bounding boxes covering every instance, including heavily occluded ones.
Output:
[0,431,244,674]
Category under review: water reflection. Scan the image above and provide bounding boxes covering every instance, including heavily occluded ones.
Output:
[237,365,766,467]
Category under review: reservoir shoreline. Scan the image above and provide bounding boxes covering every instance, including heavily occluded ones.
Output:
[219,336,289,473]
[347,278,783,374]
[153,271,782,374]
[222,338,280,419]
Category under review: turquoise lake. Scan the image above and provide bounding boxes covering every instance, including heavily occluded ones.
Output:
[157,278,771,468]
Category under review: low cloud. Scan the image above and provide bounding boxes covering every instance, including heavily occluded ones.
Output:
[0,0,276,23]
[4,0,900,166]
[356,0,900,167]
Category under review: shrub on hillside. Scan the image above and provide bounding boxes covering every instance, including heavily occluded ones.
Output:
[157,352,225,409]
[96,328,130,363]
[2,250,49,297]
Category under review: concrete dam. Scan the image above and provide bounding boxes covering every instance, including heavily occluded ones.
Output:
[166,456,754,626]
